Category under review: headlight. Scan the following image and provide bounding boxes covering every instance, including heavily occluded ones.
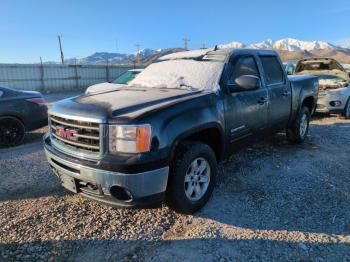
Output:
[109,124,151,153]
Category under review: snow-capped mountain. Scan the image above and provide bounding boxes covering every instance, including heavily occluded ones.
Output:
[58,48,185,65]
[47,38,350,65]
[219,38,340,52]
[218,41,245,49]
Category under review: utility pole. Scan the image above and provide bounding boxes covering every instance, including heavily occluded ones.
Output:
[182,38,190,50]
[57,34,64,64]
[200,43,207,49]
[135,44,141,66]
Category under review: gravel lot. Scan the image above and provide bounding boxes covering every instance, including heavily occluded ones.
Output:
[1,112,350,261]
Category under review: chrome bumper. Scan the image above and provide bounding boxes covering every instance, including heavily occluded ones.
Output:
[45,148,169,206]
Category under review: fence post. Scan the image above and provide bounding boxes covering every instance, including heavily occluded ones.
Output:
[40,60,45,92]
[106,59,110,82]
[74,63,79,89]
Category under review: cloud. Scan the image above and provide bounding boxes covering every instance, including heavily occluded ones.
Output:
[337,38,350,48]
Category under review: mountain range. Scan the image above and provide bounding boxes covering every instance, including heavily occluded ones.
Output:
[50,38,350,65]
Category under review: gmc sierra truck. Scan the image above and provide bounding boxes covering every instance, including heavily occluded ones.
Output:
[44,48,318,214]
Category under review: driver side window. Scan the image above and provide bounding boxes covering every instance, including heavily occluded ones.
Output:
[230,56,259,83]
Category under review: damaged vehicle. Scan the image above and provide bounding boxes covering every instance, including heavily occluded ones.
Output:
[44,48,318,214]
[294,57,350,118]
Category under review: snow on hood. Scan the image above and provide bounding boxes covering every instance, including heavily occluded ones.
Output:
[85,82,125,95]
[128,59,224,91]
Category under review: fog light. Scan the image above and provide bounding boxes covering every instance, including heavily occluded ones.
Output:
[329,101,341,107]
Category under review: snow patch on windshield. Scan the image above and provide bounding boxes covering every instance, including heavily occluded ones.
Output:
[128,60,224,91]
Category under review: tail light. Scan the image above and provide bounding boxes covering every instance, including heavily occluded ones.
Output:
[25,97,46,106]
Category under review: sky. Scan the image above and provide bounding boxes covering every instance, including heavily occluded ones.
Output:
[0,0,350,63]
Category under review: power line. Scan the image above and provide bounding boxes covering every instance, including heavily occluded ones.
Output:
[182,38,190,50]
[135,44,141,65]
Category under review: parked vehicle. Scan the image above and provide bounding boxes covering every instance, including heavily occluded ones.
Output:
[44,48,318,213]
[283,62,296,75]
[112,69,143,84]
[85,69,143,94]
[294,57,350,118]
[0,86,47,146]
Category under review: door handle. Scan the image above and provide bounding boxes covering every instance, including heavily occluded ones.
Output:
[282,90,291,96]
[257,97,268,105]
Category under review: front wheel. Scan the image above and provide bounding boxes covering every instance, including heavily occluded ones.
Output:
[0,116,25,147]
[343,98,350,119]
[286,106,310,144]
[167,142,217,214]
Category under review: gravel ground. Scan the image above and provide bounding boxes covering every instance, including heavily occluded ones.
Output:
[0,114,350,261]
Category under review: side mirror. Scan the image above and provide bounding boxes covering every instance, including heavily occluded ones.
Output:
[227,75,261,92]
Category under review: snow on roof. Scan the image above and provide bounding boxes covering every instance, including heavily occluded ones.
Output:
[128,59,224,91]
[159,49,212,61]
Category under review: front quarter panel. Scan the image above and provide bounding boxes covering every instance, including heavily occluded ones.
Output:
[142,92,225,163]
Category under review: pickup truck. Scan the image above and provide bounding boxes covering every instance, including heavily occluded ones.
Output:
[44,48,318,214]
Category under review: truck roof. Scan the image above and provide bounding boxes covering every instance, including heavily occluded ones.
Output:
[159,48,278,62]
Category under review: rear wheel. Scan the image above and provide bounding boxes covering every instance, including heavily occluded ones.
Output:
[0,117,25,147]
[167,142,217,214]
[343,98,350,119]
[286,106,310,143]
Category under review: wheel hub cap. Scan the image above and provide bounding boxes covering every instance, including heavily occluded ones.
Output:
[300,113,308,137]
[184,157,211,201]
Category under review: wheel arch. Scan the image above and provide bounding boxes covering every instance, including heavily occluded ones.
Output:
[169,123,225,164]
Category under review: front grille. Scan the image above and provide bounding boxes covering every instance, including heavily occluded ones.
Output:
[49,114,101,154]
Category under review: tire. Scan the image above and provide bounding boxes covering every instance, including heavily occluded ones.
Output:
[0,116,25,147]
[343,98,350,119]
[166,142,217,214]
[286,106,310,144]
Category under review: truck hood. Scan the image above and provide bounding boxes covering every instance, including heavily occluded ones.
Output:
[49,87,204,123]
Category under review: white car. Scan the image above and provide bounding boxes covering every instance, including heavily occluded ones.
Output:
[294,58,350,118]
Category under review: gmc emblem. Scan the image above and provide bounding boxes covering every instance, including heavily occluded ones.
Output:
[55,126,78,141]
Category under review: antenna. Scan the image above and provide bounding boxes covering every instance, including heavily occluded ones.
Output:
[182,38,190,50]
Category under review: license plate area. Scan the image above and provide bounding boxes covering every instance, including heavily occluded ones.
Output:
[59,173,78,193]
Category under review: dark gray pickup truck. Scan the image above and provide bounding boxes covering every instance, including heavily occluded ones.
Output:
[44,48,318,213]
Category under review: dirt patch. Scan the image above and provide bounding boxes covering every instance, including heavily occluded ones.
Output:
[1,115,350,261]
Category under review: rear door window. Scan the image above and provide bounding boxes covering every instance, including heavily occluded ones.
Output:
[260,56,285,85]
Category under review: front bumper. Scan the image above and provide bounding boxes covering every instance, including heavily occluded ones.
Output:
[44,140,169,208]
[316,93,348,113]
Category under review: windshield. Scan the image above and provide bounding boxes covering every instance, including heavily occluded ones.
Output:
[112,70,141,84]
[295,60,345,73]
[128,59,224,91]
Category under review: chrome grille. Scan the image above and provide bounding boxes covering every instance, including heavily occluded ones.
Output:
[49,114,101,154]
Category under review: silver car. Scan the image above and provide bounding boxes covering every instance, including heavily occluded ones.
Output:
[294,57,350,118]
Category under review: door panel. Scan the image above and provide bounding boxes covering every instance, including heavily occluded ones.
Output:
[228,89,268,143]
[224,55,269,153]
[259,56,291,129]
